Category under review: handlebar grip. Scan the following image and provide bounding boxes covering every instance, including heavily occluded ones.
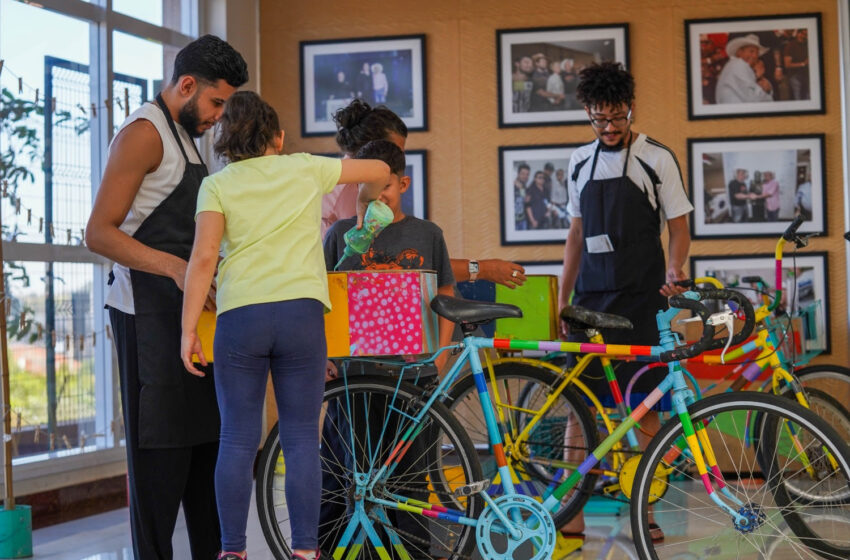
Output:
[701,289,756,351]
[660,296,714,362]
[740,276,764,285]
[782,215,805,241]
[673,279,695,289]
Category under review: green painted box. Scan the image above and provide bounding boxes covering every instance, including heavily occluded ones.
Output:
[494,275,559,341]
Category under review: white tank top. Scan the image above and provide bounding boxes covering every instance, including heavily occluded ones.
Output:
[105,101,202,314]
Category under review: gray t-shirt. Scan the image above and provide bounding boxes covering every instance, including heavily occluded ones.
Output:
[324,215,455,288]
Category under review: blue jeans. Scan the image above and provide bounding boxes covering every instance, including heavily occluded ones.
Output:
[213,299,327,551]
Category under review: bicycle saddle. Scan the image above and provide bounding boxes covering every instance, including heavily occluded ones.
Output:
[430,294,522,326]
[560,305,633,331]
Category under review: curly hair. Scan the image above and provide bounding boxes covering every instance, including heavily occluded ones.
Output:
[576,61,635,109]
[355,140,406,176]
[333,98,408,156]
[213,91,280,162]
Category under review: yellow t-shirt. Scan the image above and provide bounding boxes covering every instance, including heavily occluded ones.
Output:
[196,153,342,315]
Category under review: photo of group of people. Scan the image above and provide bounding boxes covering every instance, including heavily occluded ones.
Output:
[312,51,410,122]
[498,25,628,126]
[301,35,426,135]
[689,135,824,238]
[500,145,577,245]
[687,14,822,118]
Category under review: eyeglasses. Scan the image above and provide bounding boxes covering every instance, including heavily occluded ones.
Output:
[589,110,632,128]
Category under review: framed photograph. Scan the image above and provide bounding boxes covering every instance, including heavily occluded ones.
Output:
[402,150,427,219]
[499,144,579,245]
[685,13,823,119]
[313,150,427,219]
[300,34,427,136]
[691,252,830,353]
[496,24,629,128]
[689,134,825,239]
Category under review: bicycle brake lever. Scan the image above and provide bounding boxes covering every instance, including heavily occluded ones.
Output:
[706,309,736,364]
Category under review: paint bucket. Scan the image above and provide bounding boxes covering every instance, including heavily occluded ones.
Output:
[0,505,32,558]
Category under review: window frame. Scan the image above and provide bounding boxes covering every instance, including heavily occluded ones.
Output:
[2,0,198,492]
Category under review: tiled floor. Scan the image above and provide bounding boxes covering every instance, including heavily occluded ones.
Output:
[32,494,639,559]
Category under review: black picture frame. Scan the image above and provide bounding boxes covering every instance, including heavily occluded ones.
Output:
[300,34,427,136]
[499,144,580,245]
[685,13,824,120]
[690,252,830,354]
[496,24,629,128]
[313,150,428,220]
[688,134,826,239]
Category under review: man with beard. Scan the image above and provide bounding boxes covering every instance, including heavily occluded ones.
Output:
[557,62,692,542]
[85,35,247,559]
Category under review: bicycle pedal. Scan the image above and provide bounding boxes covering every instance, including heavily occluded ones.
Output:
[453,479,491,497]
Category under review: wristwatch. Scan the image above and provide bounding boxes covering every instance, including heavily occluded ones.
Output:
[468,260,480,281]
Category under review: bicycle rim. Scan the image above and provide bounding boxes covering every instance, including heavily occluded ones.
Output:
[630,392,850,560]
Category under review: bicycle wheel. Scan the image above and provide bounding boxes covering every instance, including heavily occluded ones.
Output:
[445,361,598,528]
[256,375,483,560]
[630,391,850,560]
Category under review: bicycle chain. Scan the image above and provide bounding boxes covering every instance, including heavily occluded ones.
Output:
[368,509,474,560]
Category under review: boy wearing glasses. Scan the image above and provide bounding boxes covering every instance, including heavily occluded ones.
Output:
[557,61,692,541]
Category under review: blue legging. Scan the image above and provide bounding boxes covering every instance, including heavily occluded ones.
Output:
[213,298,327,551]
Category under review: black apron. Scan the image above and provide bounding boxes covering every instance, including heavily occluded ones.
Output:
[129,94,220,448]
[572,137,668,394]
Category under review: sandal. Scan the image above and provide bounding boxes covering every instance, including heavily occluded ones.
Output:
[292,550,321,560]
[559,530,586,542]
[218,553,246,560]
[649,522,665,543]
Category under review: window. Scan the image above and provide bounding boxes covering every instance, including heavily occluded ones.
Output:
[0,0,198,481]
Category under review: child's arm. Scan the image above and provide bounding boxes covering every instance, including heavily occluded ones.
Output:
[180,211,225,377]
[338,159,390,228]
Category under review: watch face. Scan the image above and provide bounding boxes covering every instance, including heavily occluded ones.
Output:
[469,261,479,274]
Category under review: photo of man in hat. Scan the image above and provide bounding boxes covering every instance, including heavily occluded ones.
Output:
[715,33,774,103]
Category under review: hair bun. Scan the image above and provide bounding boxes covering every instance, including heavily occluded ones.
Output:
[333,98,372,129]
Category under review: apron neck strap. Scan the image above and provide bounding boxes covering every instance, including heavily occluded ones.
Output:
[588,131,633,181]
[155,93,205,166]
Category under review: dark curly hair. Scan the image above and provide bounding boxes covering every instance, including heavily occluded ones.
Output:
[214,91,279,162]
[355,140,406,175]
[576,61,634,109]
[171,34,249,88]
[333,98,408,156]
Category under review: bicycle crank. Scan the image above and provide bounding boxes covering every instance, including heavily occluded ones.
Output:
[475,494,555,560]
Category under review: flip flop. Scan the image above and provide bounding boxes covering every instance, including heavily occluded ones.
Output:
[649,522,665,543]
[559,531,586,542]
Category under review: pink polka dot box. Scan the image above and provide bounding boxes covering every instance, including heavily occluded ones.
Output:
[325,270,440,358]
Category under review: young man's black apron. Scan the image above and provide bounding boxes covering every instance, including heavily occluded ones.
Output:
[109,93,220,559]
[569,136,668,405]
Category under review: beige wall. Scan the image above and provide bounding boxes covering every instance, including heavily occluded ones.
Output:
[260,0,847,366]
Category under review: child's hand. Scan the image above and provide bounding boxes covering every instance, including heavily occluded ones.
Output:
[325,360,339,382]
[180,330,207,377]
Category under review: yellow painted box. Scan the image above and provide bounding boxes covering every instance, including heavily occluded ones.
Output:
[325,270,440,358]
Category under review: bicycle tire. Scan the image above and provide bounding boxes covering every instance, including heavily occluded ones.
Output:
[630,391,850,560]
[256,375,483,560]
[445,361,599,529]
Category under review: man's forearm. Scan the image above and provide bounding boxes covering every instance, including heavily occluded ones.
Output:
[86,224,186,281]
[559,232,582,309]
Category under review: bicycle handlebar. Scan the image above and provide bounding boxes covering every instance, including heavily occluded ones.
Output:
[660,295,714,362]
[659,288,756,362]
[701,289,756,351]
[783,214,805,241]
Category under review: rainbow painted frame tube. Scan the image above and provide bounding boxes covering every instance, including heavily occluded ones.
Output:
[330,291,758,560]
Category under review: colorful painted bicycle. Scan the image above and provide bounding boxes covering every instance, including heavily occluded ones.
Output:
[256,286,850,560]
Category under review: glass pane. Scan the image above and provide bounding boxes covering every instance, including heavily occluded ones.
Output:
[113,0,194,33]
[0,0,90,244]
[5,261,116,460]
[112,0,163,26]
[113,30,164,120]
